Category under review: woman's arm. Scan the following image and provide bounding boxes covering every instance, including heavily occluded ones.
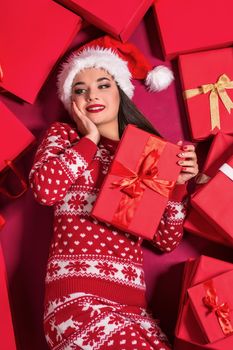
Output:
[29,122,97,206]
[151,184,188,252]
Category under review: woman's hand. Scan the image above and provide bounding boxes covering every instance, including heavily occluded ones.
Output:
[72,101,100,144]
[176,141,199,184]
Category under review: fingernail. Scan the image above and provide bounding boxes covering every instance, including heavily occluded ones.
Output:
[178,153,184,157]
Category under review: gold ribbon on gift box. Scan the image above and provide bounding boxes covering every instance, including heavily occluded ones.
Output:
[184,74,233,131]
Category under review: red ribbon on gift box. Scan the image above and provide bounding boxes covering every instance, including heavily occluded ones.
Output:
[203,280,233,336]
[109,135,175,228]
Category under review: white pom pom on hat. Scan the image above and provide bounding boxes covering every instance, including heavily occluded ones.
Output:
[57,35,174,113]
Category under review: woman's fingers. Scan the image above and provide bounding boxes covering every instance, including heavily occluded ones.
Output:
[178,151,197,160]
[179,160,197,167]
[180,166,198,174]
[182,144,195,151]
[176,141,199,183]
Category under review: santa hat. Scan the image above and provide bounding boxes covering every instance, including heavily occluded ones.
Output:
[57,35,174,112]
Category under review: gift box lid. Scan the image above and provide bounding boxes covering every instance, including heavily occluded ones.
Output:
[0,101,35,172]
[154,0,233,60]
[0,0,82,103]
[55,0,153,42]
[188,270,233,343]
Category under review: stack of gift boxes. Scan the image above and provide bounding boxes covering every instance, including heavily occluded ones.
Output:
[154,0,233,348]
[0,0,82,348]
[1,0,233,348]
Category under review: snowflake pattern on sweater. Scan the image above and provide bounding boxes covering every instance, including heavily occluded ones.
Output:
[29,122,187,308]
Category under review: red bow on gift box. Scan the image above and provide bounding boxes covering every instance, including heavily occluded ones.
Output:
[109,135,176,229]
[111,149,174,198]
[203,280,233,336]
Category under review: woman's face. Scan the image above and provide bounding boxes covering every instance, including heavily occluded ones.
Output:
[71,68,120,127]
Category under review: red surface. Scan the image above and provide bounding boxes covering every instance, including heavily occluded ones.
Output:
[0,0,81,103]
[0,9,233,350]
[154,0,233,59]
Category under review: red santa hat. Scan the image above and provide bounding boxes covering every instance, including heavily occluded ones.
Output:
[57,35,174,112]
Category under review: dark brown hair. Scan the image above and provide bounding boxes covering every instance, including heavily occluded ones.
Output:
[117,87,161,138]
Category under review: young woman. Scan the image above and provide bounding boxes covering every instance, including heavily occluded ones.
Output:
[29,36,198,350]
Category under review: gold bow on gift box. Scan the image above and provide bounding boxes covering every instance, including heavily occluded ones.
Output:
[184,74,233,131]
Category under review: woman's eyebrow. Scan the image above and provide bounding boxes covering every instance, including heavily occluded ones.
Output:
[73,81,85,87]
[97,77,111,82]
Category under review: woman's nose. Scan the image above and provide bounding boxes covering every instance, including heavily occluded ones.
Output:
[86,90,98,101]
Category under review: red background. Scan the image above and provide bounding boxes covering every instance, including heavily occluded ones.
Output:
[0,8,233,350]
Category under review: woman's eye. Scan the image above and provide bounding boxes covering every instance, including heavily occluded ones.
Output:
[98,84,110,89]
[74,88,86,95]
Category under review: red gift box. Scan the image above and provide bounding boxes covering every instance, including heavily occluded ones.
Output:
[191,154,233,241]
[184,132,233,246]
[91,124,181,239]
[0,0,82,103]
[55,0,153,42]
[154,0,233,60]
[184,209,232,246]
[0,101,35,198]
[188,270,233,343]
[0,244,17,349]
[0,101,35,172]
[179,48,233,141]
[175,255,233,350]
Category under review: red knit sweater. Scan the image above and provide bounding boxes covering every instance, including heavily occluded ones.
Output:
[29,122,187,308]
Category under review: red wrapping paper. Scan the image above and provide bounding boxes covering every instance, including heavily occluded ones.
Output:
[154,0,233,60]
[191,154,233,240]
[179,48,233,141]
[55,0,153,42]
[91,124,181,239]
[0,244,17,349]
[0,101,35,172]
[188,271,233,343]
[175,255,233,350]
[0,0,81,103]
[184,209,232,246]
[184,132,233,246]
